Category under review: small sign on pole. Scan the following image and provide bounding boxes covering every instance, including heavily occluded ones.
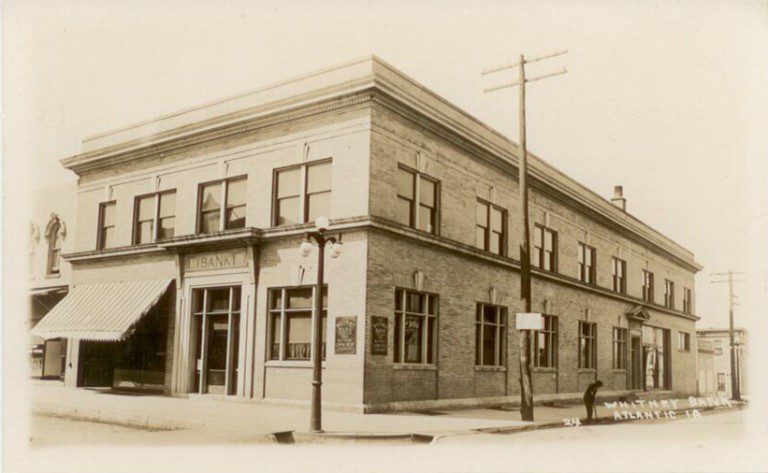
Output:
[516,312,543,330]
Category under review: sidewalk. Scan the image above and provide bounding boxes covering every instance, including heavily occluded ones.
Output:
[30,380,743,443]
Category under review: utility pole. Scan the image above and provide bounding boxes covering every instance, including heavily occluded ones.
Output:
[711,270,744,401]
[482,49,568,421]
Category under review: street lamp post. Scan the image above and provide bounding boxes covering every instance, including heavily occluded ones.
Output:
[300,216,342,433]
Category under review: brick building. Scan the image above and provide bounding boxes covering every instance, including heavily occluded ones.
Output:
[31,56,702,411]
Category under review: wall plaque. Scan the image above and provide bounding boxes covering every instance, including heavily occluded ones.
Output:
[186,250,248,272]
[371,316,388,356]
[334,317,357,355]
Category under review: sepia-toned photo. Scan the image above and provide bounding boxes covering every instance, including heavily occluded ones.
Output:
[4,1,767,472]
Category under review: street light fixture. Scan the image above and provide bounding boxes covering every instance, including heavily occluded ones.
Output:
[300,216,342,433]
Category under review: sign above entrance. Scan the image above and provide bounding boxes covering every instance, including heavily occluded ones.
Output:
[186,250,248,272]
[516,312,543,330]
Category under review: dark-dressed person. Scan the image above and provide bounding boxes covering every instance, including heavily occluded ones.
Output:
[583,380,603,424]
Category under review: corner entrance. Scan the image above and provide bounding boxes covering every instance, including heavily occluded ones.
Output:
[192,286,241,395]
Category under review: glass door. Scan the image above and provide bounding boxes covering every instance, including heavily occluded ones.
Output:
[192,286,241,395]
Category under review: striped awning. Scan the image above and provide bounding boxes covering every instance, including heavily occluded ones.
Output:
[30,279,173,341]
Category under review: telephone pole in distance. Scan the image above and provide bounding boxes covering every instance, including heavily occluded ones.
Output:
[711,270,745,401]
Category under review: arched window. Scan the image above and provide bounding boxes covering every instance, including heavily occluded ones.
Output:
[45,216,64,276]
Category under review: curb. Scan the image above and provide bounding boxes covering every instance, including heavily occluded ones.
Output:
[290,431,434,444]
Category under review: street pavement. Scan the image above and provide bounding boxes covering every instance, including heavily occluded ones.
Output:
[31,408,746,446]
[436,406,746,444]
[29,380,744,444]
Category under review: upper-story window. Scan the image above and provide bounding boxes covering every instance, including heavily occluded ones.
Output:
[664,279,675,309]
[396,165,439,234]
[97,201,117,250]
[612,257,627,294]
[198,177,247,234]
[46,220,62,275]
[274,160,332,226]
[475,200,506,256]
[577,242,596,284]
[683,287,693,314]
[642,270,655,303]
[133,190,176,244]
[533,224,557,272]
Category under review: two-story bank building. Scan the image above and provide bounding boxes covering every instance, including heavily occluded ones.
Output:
[31,56,702,411]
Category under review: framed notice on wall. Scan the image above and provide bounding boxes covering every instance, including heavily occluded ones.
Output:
[371,316,388,356]
[334,317,357,355]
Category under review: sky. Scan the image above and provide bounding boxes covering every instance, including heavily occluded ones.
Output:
[4,1,767,331]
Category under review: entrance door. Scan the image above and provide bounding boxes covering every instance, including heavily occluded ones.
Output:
[192,286,241,395]
[630,334,642,390]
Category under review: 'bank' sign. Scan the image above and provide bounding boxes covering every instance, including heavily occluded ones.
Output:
[186,250,248,272]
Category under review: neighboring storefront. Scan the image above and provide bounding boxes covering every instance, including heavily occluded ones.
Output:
[29,182,77,380]
[697,328,747,399]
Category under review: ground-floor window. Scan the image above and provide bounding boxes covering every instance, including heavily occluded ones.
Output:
[475,303,506,366]
[642,325,670,390]
[268,286,327,361]
[394,288,437,364]
[678,331,691,351]
[533,315,558,368]
[578,321,597,369]
[612,327,628,369]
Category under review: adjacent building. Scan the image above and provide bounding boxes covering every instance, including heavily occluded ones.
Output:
[31,56,702,411]
[697,328,747,399]
[29,182,77,379]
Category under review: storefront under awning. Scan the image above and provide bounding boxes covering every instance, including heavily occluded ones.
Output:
[30,279,173,341]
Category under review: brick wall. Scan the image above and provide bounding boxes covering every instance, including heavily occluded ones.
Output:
[364,230,697,405]
[364,104,698,405]
[369,104,697,315]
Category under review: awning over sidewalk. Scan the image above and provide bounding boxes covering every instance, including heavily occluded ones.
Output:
[30,279,173,341]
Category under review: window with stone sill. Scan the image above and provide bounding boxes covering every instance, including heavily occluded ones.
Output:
[533,224,557,272]
[612,257,627,294]
[533,315,558,368]
[475,200,506,256]
[578,242,596,284]
[475,303,506,367]
[642,270,655,303]
[268,286,327,361]
[578,321,597,369]
[394,288,437,364]
[97,201,117,250]
[133,190,176,244]
[198,177,247,234]
[612,327,628,369]
[395,165,439,235]
[273,160,332,227]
